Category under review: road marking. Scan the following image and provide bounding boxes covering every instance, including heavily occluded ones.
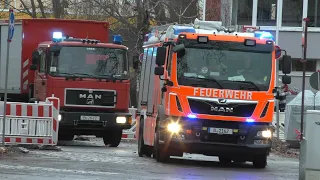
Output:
[0,164,119,175]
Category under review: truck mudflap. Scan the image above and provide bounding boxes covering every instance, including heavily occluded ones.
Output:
[59,111,132,130]
[158,119,273,159]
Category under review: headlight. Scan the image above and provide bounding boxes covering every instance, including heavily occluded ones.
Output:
[58,114,62,121]
[167,122,181,133]
[116,116,126,124]
[257,130,272,138]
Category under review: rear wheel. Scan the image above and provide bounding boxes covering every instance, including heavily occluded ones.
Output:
[103,128,122,147]
[154,127,170,162]
[137,118,152,157]
[253,154,267,168]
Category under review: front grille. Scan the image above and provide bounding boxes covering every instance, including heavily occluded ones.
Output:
[188,99,256,117]
[65,89,116,107]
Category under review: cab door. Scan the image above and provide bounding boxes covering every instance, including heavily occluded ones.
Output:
[34,48,48,101]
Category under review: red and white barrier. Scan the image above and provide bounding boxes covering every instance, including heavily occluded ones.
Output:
[122,107,137,140]
[0,97,60,145]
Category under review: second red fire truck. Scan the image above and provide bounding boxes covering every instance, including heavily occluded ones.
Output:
[0,19,137,146]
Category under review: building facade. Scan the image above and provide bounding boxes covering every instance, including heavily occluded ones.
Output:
[205,0,320,94]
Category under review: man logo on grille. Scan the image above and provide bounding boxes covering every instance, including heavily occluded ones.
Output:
[86,98,94,105]
[79,93,102,105]
[218,99,227,104]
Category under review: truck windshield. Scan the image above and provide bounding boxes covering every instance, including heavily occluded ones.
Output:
[48,46,128,79]
[177,47,272,91]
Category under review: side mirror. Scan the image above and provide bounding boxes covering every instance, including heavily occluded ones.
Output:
[172,44,185,53]
[173,44,186,58]
[32,50,40,65]
[156,47,166,66]
[30,64,37,71]
[132,55,139,70]
[154,66,164,75]
[282,55,292,74]
[282,74,291,84]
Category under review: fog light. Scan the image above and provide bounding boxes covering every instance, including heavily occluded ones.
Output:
[58,114,62,121]
[116,116,126,124]
[257,130,272,138]
[167,122,181,133]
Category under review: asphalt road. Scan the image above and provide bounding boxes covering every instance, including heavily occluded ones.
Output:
[0,138,299,180]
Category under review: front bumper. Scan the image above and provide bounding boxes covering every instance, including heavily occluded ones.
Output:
[59,111,132,130]
[159,119,272,158]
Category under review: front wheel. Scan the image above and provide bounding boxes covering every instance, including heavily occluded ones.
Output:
[103,128,122,147]
[154,128,169,162]
[253,154,267,168]
[137,118,152,157]
[58,131,74,141]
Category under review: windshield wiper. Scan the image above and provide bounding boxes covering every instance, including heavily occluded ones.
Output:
[72,73,94,78]
[183,76,223,88]
[230,81,260,91]
[58,72,78,80]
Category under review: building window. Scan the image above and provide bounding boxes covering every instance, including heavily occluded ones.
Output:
[279,58,317,72]
[257,0,277,26]
[1,0,9,9]
[307,0,320,27]
[234,0,252,25]
[282,0,303,27]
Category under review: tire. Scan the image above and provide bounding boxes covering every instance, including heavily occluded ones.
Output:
[103,128,122,147]
[137,118,152,157]
[58,131,74,141]
[253,154,267,168]
[219,157,232,165]
[154,127,169,162]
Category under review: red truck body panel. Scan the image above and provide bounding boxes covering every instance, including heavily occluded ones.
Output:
[21,19,109,94]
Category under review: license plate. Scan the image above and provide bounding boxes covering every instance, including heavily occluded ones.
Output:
[209,128,233,135]
[80,116,100,121]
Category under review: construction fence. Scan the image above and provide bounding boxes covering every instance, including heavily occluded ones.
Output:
[0,97,60,146]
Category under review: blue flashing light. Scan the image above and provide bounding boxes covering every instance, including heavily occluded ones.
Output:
[246,118,255,123]
[187,114,197,119]
[113,35,123,45]
[53,32,62,39]
[173,25,196,35]
[52,32,63,42]
[254,31,275,41]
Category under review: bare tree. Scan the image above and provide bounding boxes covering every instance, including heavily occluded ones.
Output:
[19,0,48,18]
[51,0,69,18]
[19,0,69,18]
[220,0,232,26]
[162,0,199,24]
[199,0,221,21]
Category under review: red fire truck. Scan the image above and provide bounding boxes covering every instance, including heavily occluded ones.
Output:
[0,19,136,147]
